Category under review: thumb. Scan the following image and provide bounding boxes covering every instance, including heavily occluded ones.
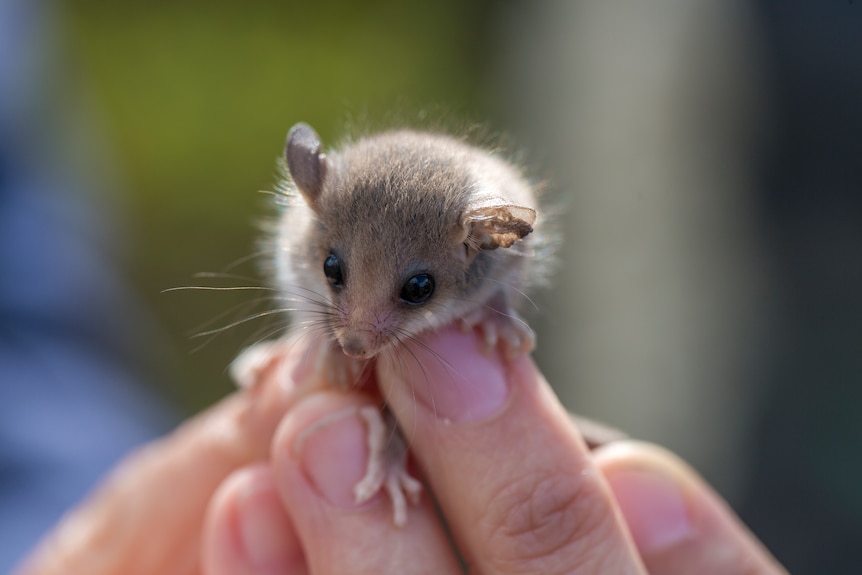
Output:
[593,442,787,575]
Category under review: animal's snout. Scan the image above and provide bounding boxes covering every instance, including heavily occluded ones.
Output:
[340,334,370,359]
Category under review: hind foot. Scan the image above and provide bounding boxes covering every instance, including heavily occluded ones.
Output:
[354,406,423,527]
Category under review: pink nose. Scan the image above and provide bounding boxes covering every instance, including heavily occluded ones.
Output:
[340,336,369,359]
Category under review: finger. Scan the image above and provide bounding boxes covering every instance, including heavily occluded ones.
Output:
[378,325,646,575]
[202,464,307,575]
[594,442,787,575]
[17,347,307,575]
[270,391,462,574]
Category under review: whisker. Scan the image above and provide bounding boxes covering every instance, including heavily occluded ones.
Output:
[444,294,534,331]
[392,330,447,421]
[187,295,277,338]
[191,308,295,338]
[191,271,262,283]
[282,285,334,308]
[256,189,282,198]
[162,285,276,293]
[483,306,532,330]
[476,276,540,312]
[381,341,421,443]
[220,248,280,273]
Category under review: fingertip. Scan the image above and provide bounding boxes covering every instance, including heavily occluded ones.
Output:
[268,392,461,573]
[202,465,305,575]
[380,326,645,574]
[271,393,378,512]
[594,442,696,553]
[378,323,511,423]
[594,441,786,575]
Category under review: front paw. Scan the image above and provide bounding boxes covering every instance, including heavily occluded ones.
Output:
[231,338,365,391]
[459,307,535,360]
[230,340,292,389]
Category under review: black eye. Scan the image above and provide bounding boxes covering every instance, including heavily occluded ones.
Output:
[323,253,344,287]
[400,273,434,305]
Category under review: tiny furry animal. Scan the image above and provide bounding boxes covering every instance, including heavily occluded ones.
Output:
[232,123,544,526]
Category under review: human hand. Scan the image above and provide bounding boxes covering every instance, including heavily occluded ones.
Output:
[13,347,305,575]
[200,325,788,574]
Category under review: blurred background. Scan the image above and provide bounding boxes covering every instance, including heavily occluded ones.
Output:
[2,0,860,572]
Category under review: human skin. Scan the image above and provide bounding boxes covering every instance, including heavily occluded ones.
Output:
[16,325,787,575]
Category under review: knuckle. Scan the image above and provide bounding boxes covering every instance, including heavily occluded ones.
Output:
[481,466,618,572]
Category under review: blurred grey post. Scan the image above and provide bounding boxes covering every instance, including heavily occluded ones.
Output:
[495,1,770,497]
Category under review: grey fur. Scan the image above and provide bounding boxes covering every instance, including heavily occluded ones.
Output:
[275,124,540,358]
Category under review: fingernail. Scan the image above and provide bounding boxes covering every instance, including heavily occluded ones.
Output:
[606,467,694,552]
[236,475,300,572]
[382,324,509,422]
[295,407,369,507]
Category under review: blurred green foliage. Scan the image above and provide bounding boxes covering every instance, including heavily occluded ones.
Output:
[64,1,501,411]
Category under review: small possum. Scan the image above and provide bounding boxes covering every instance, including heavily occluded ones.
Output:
[231,123,617,527]
[276,123,541,363]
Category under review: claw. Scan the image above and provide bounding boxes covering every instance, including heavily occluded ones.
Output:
[458,307,535,360]
[356,406,423,527]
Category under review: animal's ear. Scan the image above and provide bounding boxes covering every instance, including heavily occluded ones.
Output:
[285,123,327,211]
[462,199,536,253]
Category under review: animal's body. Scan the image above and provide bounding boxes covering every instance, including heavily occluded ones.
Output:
[232,123,545,526]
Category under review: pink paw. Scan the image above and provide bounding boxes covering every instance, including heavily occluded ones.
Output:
[230,340,291,389]
[231,339,367,390]
[355,406,423,527]
[459,307,535,360]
